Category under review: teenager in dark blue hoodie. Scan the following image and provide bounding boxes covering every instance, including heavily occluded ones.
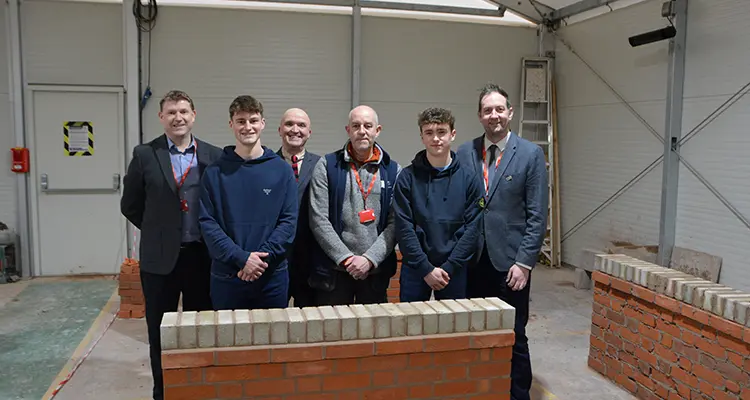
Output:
[199,95,298,310]
[393,107,484,302]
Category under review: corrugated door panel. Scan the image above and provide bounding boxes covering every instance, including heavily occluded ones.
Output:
[140,7,352,156]
[676,0,750,291]
[360,16,538,166]
[556,0,667,267]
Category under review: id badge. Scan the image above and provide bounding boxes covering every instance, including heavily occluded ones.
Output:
[359,209,376,224]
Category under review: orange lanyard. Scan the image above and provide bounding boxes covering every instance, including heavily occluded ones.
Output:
[482,144,503,194]
[351,163,378,208]
[172,141,197,190]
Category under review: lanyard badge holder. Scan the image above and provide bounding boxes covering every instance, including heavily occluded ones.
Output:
[172,142,197,212]
[352,164,378,224]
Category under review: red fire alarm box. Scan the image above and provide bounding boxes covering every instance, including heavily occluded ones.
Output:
[11,147,29,173]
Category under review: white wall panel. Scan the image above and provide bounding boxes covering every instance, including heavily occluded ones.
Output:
[555,0,668,267]
[0,1,16,229]
[676,0,750,290]
[360,16,538,166]
[21,0,122,86]
[140,7,351,156]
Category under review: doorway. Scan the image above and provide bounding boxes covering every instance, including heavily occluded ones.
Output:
[26,85,126,276]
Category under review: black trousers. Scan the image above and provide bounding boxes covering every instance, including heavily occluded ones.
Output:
[315,269,389,306]
[467,247,532,400]
[140,242,212,400]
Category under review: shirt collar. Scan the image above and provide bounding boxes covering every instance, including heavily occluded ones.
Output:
[484,131,510,153]
[282,147,305,161]
[166,134,196,153]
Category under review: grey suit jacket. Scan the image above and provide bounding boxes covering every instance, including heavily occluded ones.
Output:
[276,148,321,275]
[456,132,548,271]
[120,134,223,275]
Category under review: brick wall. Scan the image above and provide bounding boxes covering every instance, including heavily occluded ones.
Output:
[118,258,145,319]
[388,251,403,303]
[590,254,750,400]
[160,298,516,399]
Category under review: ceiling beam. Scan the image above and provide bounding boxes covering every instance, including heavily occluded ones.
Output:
[360,0,506,17]
[549,0,617,22]
[486,0,553,24]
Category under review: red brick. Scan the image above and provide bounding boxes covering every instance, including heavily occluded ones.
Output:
[655,294,681,313]
[258,364,284,378]
[162,351,214,369]
[362,387,410,399]
[285,360,335,377]
[204,365,257,382]
[492,347,512,361]
[592,313,609,329]
[695,336,728,360]
[469,362,511,379]
[445,366,467,380]
[408,385,433,398]
[423,335,470,352]
[326,342,374,359]
[639,324,661,342]
[433,350,478,365]
[710,315,746,342]
[272,345,323,362]
[397,368,443,384]
[692,364,725,387]
[593,291,611,308]
[335,359,359,373]
[726,379,741,394]
[408,353,432,368]
[616,374,637,393]
[681,305,711,325]
[372,371,395,386]
[375,337,423,355]
[323,372,371,390]
[243,379,295,396]
[717,332,750,356]
[163,369,190,385]
[470,331,515,349]
[296,376,322,392]
[216,348,270,366]
[360,355,408,371]
[611,277,632,294]
[632,285,656,303]
[435,380,480,396]
[217,383,243,398]
[164,384,217,399]
[592,271,610,284]
[589,356,606,375]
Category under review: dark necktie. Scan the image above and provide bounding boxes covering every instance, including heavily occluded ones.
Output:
[291,155,299,181]
[487,144,498,190]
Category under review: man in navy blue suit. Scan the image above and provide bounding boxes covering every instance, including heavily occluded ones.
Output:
[457,83,549,400]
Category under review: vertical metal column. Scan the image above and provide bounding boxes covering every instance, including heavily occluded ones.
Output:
[7,0,32,277]
[351,0,361,108]
[123,0,141,258]
[657,0,688,267]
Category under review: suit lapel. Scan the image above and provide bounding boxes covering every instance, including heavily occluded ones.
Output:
[472,136,483,177]
[195,138,212,176]
[299,153,316,184]
[488,132,517,202]
[155,135,178,193]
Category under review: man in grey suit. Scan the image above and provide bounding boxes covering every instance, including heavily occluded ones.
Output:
[457,83,548,400]
[276,108,321,307]
[121,90,223,400]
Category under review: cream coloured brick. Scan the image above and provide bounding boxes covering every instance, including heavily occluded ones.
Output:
[485,297,516,330]
[269,309,289,345]
[646,270,692,293]
[693,286,735,309]
[318,306,341,341]
[666,277,708,298]
[286,307,306,344]
[470,298,501,330]
[234,310,252,346]
[456,299,486,332]
[716,294,750,321]
[410,301,438,335]
[442,300,470,332]
[197,311,217,348]
[302,307,324,343]
[334,306,358,340]
[364,304,391,338]
[381,303,407,337]
[425,300,454,334]
[349,304,374,339]
[160,312,179,350]
[178,311,198,349]
[216,310,234,347]
[675,281,715,302]
[734,301,750,327]
[250,309,271,345]
[395,302,422,336]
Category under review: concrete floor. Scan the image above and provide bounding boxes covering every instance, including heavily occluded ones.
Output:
[0,267,634,400]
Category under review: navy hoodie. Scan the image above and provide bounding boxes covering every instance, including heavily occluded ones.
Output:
[199,145,298,278]
[393,149,483,278]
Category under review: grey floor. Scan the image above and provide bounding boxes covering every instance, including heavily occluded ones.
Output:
[0,267,634,400]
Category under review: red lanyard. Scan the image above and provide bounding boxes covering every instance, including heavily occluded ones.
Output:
[172,141,197,190]
[482,144,503,194]
[351,163,378,207]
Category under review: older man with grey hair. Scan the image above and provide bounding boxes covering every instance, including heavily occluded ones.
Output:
[307,105,401,305]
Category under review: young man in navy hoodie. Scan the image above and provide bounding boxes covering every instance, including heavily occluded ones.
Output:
[199,95,298,310]
[393,107,483,302]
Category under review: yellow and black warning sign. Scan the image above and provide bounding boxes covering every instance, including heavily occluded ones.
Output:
[63,121,94,156]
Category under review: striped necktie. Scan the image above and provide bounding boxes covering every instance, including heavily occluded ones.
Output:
[291,155,299,181]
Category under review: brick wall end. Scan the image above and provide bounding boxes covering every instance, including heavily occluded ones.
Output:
[589,254,750,400]
[118,258,144,319]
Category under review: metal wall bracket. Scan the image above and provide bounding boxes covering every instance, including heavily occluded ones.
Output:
[40,173,121,194]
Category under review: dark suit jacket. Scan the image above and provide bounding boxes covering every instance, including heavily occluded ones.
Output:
[276,148,321,280]
[456,132,548,271]
[121,134,223,275]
